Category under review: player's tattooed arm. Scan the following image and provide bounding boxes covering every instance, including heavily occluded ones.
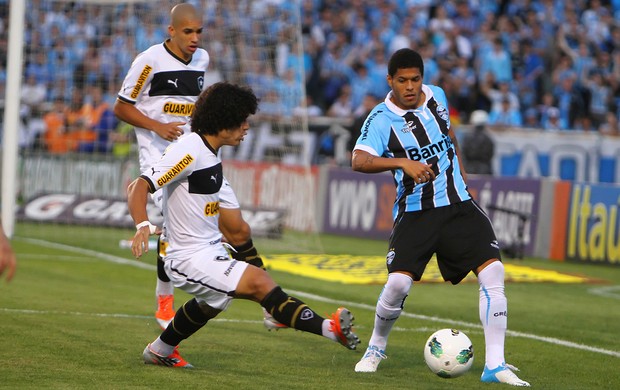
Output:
[351,149,377,172]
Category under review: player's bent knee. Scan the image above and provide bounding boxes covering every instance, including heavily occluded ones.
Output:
[236,266,276,300]
[381,272,413,307]
[385,272,413,296]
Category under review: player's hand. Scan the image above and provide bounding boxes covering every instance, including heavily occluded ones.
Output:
[153,121,186,142]
[402,161,436,185]
[131,226,152,259]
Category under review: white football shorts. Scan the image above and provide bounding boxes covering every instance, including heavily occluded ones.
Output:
[164,244,249,310]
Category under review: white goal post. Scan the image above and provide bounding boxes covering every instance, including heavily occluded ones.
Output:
[1,0,26,237]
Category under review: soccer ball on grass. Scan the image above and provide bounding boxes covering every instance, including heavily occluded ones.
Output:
[423,328,474,378]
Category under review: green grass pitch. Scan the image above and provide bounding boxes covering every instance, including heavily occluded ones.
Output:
[1,223,618,389]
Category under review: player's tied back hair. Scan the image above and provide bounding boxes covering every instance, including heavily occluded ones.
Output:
[191,82,259,135]
[388,48,424,77]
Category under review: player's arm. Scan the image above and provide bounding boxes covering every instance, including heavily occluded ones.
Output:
[449,127,468,182]
[113,99,185,142]
[352,149,435,183]
[127,177,156,259]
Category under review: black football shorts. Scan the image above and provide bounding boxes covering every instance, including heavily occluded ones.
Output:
[386,199,501,284]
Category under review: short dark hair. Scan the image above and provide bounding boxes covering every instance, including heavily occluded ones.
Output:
[191,82,259,135]
[387,48,424,77]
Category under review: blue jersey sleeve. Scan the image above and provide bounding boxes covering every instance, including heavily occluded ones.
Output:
[353,104,390,157]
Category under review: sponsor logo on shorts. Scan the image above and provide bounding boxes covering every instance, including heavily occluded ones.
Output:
[214,256,228,261]
[386,249,395,265]
[130,65,152,99]
[491,240,499,249]
[156,154,194,186]
[224,260,237,276]
[493,311,507,317]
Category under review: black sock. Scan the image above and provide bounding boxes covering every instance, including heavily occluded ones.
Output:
[261,286,324,335]
[232,239,265,269]
[160,299,218,346]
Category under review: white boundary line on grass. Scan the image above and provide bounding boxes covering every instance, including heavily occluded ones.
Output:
[588,285,620,299]
[15,237,620,358]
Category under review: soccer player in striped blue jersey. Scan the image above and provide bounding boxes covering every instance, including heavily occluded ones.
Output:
[351,48,529,387]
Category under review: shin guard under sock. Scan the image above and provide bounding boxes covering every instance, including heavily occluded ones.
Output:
[261,286,323,335]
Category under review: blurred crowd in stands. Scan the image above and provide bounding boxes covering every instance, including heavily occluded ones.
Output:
[1,0,620,155]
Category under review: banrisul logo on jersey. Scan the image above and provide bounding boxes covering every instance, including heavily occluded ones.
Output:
[406,133,453,161]
[156,154,194,186]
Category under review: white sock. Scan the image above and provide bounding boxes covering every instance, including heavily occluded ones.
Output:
[478,261,507,369]
[150,337,174,357]
[368,273,413,351]
[322,319,337,341]
[156,279,174,297]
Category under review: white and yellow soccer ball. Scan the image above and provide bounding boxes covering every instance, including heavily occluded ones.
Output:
[423,328,474,378]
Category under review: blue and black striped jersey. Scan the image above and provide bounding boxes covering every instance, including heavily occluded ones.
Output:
[353,84,470,220]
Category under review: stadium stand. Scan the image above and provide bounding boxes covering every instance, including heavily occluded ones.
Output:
[2,0,620,153]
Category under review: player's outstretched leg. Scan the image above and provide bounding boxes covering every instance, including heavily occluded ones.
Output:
[260,286,360,350]
[230,239,288,331]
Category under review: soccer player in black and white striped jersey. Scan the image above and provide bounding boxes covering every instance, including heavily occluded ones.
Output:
[114,3,276,331]
[351,48,529,387]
